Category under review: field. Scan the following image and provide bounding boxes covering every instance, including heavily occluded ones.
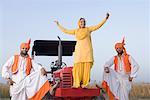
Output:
[129,83,150,100]
[0,83,150,100]
[0,83,9,98]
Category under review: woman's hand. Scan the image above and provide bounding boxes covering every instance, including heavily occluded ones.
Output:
[106,13,110,20]
[54,20,59,25]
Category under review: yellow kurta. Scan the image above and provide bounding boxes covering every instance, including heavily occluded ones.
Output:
[57,18,108,87]
[57,18,107,63]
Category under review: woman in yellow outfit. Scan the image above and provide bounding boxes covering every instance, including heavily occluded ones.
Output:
[54,13,110,88]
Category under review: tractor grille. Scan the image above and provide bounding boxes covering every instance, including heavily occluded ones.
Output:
[53,67,73,88]
[60,71,72,88]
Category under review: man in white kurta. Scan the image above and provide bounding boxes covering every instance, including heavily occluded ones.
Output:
[2,39,51,100]
[102,38,139,100]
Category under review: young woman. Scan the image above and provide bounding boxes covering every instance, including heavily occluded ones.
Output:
[54,13,110,88]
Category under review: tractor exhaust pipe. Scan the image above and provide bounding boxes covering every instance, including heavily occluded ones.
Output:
[57,36,62,69]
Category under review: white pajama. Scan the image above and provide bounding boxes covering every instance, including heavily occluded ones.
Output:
[103,55,139,100]
[2,55,49,100]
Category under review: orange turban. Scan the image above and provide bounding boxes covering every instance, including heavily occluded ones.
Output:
[20,39,31,51]
[115,37,127,55]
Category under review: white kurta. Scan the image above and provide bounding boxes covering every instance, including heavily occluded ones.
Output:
[2,55,49,100]
[103,54,139,100]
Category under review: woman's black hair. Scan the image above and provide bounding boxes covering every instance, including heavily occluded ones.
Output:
[79,18,85,21]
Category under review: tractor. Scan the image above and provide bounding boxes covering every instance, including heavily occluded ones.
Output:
[31,36,100,100]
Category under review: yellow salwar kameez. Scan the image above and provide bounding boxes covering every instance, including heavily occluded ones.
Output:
[56,18,108,88]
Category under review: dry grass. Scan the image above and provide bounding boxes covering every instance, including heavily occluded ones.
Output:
[0,82,150,99]
[0,83,10,98]
[96,82,150,100]
[129,83,150,99]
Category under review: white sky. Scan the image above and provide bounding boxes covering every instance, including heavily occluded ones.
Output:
[0,0,149,83]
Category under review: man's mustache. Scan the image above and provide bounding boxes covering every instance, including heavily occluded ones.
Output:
[21,51,28,55]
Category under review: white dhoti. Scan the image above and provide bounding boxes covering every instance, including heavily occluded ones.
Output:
[2,55,51,100]
[10,71,51,100]
[103,69,132,100]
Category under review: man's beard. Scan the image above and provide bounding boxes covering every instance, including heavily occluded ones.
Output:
[117,51,124,55]
[20,51,28,56]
